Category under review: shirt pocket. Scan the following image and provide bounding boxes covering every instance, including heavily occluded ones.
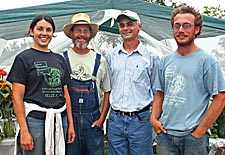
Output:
[132,65,148,83]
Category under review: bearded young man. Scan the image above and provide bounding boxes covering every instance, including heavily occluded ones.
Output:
[151,6,225,155]
[63,13,111,155]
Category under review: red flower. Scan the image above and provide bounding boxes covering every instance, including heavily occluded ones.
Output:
[0,69,7,76]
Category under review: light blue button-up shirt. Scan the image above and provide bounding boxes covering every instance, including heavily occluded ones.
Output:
[106,41,159,112]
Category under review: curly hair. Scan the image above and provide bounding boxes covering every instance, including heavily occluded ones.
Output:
[170,6,203,38]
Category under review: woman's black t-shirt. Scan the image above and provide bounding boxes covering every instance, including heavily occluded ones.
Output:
[7,48,70,110]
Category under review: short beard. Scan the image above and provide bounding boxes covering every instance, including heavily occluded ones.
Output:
[176,40,192,47]
[73,40,89,49]
[175,33,195,47]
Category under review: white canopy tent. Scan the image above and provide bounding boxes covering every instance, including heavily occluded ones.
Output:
[0,0,225,76]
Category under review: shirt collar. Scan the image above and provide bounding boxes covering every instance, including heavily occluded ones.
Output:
[117,40,145,56]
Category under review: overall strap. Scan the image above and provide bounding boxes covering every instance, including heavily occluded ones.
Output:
[63,51,72,74]
[92,53,101,78]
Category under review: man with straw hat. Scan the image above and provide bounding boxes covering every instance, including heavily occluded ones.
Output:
[63,13,111,155]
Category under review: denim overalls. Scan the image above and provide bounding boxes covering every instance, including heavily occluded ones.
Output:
[63,51,104,155]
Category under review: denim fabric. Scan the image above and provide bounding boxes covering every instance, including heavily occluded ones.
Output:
[66,79,104,155]
[67,79,99,112]
[65,51,104,155]
[66,110,104,155]
[107,110,153,155]
[18,115,68,155]
[156,132,210,155]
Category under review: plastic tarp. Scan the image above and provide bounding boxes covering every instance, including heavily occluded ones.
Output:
[0,0,225,74]
[1,0,225,40]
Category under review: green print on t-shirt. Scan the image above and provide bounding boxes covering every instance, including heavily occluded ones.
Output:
[34,61,63,97]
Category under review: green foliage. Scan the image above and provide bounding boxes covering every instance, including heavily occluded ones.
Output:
[203,5,225,19]
[143,0,186,8]
[104,135,108,155]
[170,2,187,8]
[0,132,4,142]
[144,0,166,6]
[210,109,225,138]
[144,0,225,19]
[0,69,15,138]
[0,81,13,120]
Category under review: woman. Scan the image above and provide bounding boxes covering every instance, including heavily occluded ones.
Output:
[7,14,75,155]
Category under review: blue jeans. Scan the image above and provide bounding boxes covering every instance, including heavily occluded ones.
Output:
[66,67,103,154]
[107,110,153,155]
[66,110,104,155]
[156,132,210,155]
[17,115,68,155]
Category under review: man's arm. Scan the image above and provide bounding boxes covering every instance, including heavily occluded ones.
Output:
[92,91,110,127]
[64,85,76,143]
[192,92,225,138]
[150,90,167,134]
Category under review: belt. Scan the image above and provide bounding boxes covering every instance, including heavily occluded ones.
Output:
[111,104,150,117]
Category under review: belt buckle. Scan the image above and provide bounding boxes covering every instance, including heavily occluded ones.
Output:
[121,111,134,117]
[121,111,127,117]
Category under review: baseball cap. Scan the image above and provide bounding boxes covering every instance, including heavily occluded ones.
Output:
[116,10,141,23]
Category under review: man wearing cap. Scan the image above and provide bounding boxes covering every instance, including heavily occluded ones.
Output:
[106,10,159,155]
[63,13,111,155]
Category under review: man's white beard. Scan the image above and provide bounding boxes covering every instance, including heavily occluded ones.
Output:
[74,41,88,49]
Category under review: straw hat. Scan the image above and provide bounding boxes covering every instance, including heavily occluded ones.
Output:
[63,13,99,39]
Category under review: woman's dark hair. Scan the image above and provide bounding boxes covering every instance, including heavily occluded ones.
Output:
[28,14,55,35]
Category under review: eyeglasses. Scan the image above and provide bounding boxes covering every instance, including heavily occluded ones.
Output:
[73,29,91,34]
[172,23,195,30]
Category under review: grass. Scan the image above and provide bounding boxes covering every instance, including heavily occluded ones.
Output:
[104,135,108,155]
